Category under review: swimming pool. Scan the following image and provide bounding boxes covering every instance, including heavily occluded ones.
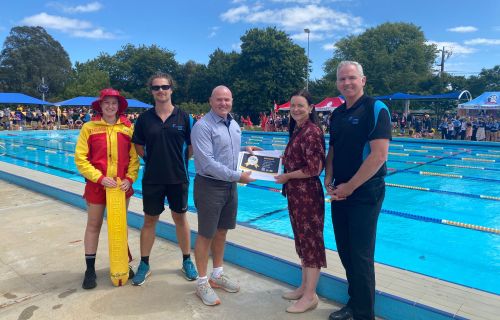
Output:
[1,130,499,294]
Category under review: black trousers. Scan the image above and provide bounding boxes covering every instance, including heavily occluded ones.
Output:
[331,178,385,320]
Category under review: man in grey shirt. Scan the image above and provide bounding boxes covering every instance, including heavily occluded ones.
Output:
[191,85,259,306]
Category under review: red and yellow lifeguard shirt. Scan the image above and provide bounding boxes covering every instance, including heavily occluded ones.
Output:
[75,116,139,186]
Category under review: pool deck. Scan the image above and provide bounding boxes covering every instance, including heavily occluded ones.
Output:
[1,161,499,320]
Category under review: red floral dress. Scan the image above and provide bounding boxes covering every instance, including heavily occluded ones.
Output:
[283,120,326,268]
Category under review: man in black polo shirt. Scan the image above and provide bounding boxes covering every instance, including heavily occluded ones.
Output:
[131,72,198,285]
[325,61,391,320]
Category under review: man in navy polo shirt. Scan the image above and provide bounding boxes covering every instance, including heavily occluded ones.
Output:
[325,61,391,320]
[131,72,198,285]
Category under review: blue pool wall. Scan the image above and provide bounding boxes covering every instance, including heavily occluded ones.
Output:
[0,168,468,320]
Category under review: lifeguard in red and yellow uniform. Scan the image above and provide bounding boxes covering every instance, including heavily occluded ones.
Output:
[75,88,140,289]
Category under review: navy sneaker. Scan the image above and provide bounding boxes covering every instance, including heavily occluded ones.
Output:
[182,257,198,281]
[132,261,151,286]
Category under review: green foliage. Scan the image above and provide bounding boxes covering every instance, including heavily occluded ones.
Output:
[206,48,239,90]
[176,60,209,103]
[232,27,307,121]
[324,22,436,95]
[85,44,179,103]
[465,65,500,97]
[59,62,110,100]
[177,101,210,115]
[0,26,72,99]
[308,78,338,104]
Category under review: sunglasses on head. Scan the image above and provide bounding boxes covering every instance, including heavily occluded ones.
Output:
[150,85,172,91]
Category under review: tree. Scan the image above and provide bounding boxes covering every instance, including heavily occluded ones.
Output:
[85,44,179,103]
[60,62,110,99]
[176,60,209,103]
[324,23,437,95]
[206,48,239,90]
[0,26,72,99]
[308,78,338,104]
[466,65,500,97]
[232,27,308,120]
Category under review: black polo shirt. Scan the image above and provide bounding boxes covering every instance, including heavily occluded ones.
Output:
[329,95,391,185]
[132,106,193,184]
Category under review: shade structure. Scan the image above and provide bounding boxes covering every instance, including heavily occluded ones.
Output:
[0,93,52,105]
[126,99,152,108]
[458,92,499,110]
[54,96,152,108]
[315,97,344,111]
[54,96,95,106]
[374,91,471,101]
[275,97,344,112]
[274,101,290,111]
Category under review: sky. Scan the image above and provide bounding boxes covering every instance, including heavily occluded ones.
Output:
[1,0,499,81]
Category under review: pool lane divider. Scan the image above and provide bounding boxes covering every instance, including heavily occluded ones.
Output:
[393,169,500,183]
[385,182,500,201]
[476,153,500,158]
[419,171,462,178]
[461,157,496,163]
[380,209,500,235]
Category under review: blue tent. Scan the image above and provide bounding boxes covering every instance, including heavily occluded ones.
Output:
[0,92,52,105]
[458,92,500,110]
[54,96,152,108]
[374,91,471,101]
[55,96,95,106]
[126,99,152,108]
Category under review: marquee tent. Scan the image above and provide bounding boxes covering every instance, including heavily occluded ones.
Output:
[54,96,152,108]
[274,97,344,112]
[457,92,499,110]
[0,93,52,105]
[315,97,344,111]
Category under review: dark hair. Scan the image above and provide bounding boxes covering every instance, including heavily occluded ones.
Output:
[147,72,175,89]
[288,89,319,137]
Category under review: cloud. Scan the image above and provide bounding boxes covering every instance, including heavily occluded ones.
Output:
[72,28,115,39]
[291,31,324,41]
[271,0,322,3]
[221,5,250,23]
[464,38,500,45]
[447,26,477,33]
[208,26,220,38]
[220,4,364,42]
[322,43,337,51]
[48,1,103,14]
[426,40,476,55]
[21,12,116,39]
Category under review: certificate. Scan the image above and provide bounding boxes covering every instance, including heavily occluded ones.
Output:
[237,150,283,181]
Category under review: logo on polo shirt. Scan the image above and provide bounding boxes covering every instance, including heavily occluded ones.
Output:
[348,116,359,125]
[172,124,184,130]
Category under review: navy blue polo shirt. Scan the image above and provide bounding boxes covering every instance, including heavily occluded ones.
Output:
[329,95,391,185]
[132,106,193,184]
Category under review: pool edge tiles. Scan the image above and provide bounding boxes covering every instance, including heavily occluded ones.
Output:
[2,162,498,320]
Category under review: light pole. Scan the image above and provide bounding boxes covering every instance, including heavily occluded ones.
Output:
[304,28,310,91]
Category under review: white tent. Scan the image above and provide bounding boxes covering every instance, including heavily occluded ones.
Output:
[458,92,499,110]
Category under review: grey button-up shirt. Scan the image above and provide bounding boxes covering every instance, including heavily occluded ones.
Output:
[191,110,242,182]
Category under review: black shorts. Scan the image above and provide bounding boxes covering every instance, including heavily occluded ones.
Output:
[142,183,189,215]
[194,175,238,238]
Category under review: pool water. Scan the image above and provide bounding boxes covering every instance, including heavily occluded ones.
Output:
[1,130,499,294]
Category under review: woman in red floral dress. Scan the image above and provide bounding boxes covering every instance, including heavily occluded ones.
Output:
[275,89,326,314]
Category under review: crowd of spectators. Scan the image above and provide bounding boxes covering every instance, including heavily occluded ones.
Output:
[0,106,142,131]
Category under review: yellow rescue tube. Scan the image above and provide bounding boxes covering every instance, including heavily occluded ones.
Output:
[105,178,129,286]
